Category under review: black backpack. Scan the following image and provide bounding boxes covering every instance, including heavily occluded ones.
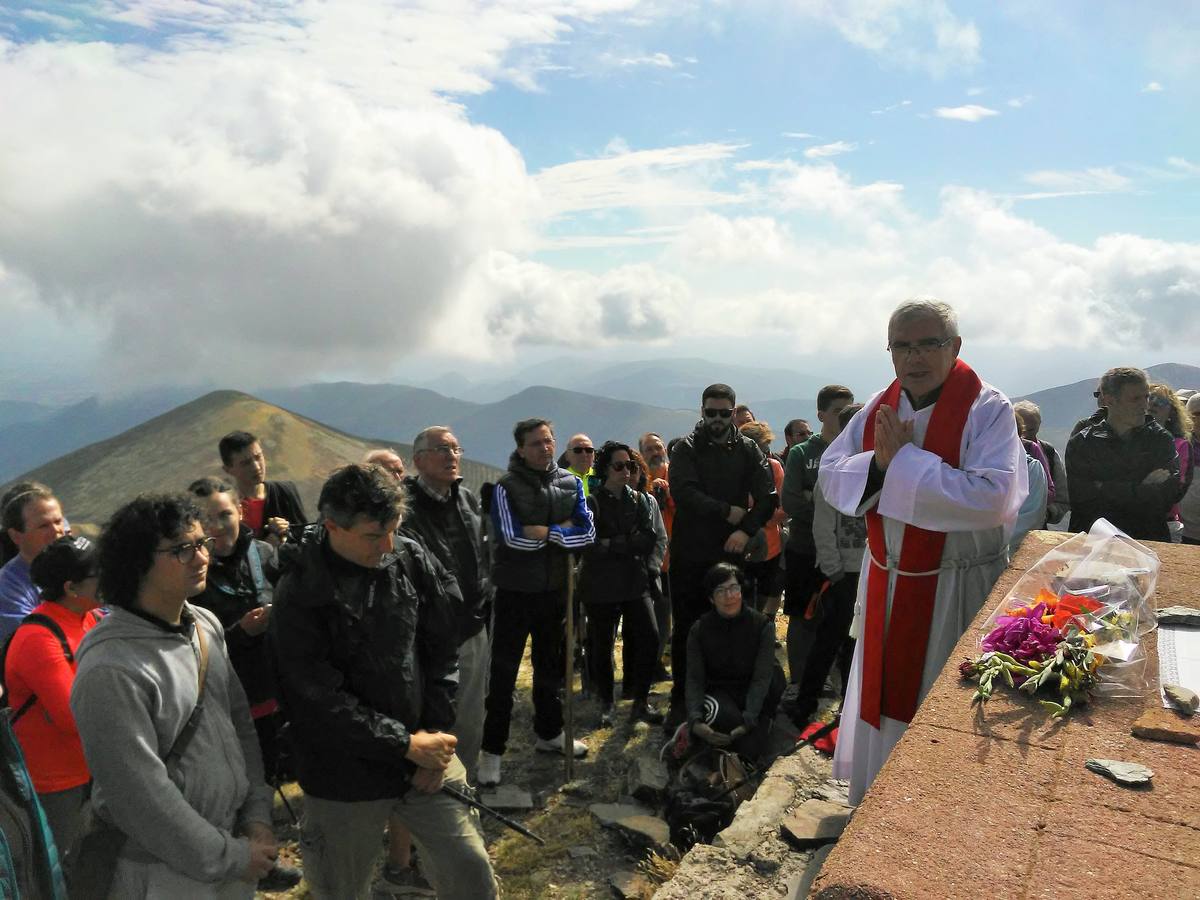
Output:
[0,615,75,725]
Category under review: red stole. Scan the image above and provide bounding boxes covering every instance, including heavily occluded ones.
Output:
[860,359,982,728]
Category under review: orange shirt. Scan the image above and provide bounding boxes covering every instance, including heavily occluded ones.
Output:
[5,601,100,793]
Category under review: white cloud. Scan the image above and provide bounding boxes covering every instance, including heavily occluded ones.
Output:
[1006,94,1032,108]
[1141,81,1164,93]
[966,86,985,96]
[804,140,858,159]
[1168,157,1200,176]
[1023,166,1132,194]
[535,142,745,217]
[789,0,981,74]
[933,104,999,122]
[606,51,677,68]
[0,1,654,386]
[782,131,814,139]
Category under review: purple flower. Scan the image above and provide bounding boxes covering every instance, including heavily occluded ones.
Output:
[982,615,1060,664]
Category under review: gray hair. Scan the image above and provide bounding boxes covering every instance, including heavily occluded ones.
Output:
[888,298,959,339]
[412,426,453,454]
[1184,392,1200,414]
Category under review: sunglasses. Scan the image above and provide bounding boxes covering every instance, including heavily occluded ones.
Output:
[571,447,596,455]
[703,408,733,419]
[610,461,636,472]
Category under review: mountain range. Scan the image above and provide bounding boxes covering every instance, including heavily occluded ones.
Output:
[9,391,502,528]
[1,359,1196,505]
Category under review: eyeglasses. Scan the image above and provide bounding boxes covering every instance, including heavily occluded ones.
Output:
[155,537,216,564]
[713,583,741,598]
[887,336,954,357]
[610,461,636,472]
[703,408,733,419]
[571,447,596,455]
[419,445,464,457]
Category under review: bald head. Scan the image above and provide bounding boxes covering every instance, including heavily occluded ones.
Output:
[363,449,405,481]
[566,433,595,474]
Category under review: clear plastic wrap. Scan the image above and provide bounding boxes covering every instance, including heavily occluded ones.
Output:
[978,518,1159,698]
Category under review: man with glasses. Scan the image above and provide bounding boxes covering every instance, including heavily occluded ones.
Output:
[665,384,778,732]
[563,434,598,497]
[819,298,1027,805]
[377,427,491,893]
[479,418,595,786]
[71,494,277,897]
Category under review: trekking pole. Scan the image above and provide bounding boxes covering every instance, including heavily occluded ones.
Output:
[563,555,577,782]
[442,783,546,845]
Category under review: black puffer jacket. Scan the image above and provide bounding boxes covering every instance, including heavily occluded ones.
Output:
[270,529,461,801]
[1066,413,1183,542]
[578,485,657,605]
[190,525,277,708]
[490,454,595,593]
[401,477,492,643]
[668,422,778,565]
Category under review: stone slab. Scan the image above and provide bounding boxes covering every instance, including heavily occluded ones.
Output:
[626,756,669,804]
[479,784,534,810]
[611,814,671,852]
[779,799,850,849]
[1132,707,1200,745]
[589,801,652,826]
[713,772,798,858]
[609,869,652,899]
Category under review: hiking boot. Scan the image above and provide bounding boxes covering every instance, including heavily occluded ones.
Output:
[377,863,436,896]
[259,861,303,892]
[535,731,588,758]
[478,751,502,787]
[599,705,615,727]
[629,701,665,725]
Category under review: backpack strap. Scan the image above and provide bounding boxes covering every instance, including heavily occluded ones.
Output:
[163,616,210,769]
[4,614,74,726]
[245,541,267,595]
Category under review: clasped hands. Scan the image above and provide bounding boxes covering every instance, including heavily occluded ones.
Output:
[692,721,750,747]
[873,405,914,470]
[405,729,458,795]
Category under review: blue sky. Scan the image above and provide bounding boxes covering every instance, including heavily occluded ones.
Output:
[0,1,1197,402]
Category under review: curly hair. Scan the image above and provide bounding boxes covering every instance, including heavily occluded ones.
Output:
[98,494,201,609]
[593,440,634,483]
[739,420,774,450]
[1148,383,1192,440]
[319,463,408,528]
[628,449,651,492]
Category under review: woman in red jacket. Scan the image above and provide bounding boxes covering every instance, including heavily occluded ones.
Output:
[4,535,101,865]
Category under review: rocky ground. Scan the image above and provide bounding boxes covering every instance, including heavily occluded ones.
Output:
[256,613,841,899]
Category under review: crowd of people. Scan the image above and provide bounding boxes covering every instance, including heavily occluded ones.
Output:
[0,298,1195,898]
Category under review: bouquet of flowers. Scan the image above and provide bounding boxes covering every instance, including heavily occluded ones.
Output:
[960,519,1159,717]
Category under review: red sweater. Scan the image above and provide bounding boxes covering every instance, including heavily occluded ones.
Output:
[5,601,99,793]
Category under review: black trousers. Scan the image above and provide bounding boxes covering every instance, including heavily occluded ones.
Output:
[790,573,858,723]
[585,594,659,706]
[669,561,718,707]
[482,587,565,754]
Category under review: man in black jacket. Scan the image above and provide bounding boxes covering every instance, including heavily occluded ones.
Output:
[1066,367,1183,542]
[271,465,495,900]
[667,383,778,729]
[479,418,595,787]
[219,431,308,544]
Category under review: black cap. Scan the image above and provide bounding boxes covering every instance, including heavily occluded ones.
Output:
[30,535,97,601]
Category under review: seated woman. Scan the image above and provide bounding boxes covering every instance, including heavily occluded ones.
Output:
[686,562,785,762]
[5,535,102,867]
[579,441,664,727]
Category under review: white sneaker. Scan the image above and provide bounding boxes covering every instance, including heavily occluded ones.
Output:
[478,752,502,786]
[535,732,588,758]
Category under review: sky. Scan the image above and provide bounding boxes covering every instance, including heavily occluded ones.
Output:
[1,0,1197,405]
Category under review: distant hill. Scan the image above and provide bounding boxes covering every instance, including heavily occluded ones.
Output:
[0,386,206,482]
[4,391,502,527]
[259,382,480,447]
[266,382,703,467]
[1015,362,1200,450]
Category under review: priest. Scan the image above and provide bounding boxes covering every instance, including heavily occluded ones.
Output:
[819,298,1027,804]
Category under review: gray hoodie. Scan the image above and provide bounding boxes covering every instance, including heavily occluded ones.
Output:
[70,603,272,884]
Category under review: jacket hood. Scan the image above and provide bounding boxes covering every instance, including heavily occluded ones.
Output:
[74,604,205,659]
